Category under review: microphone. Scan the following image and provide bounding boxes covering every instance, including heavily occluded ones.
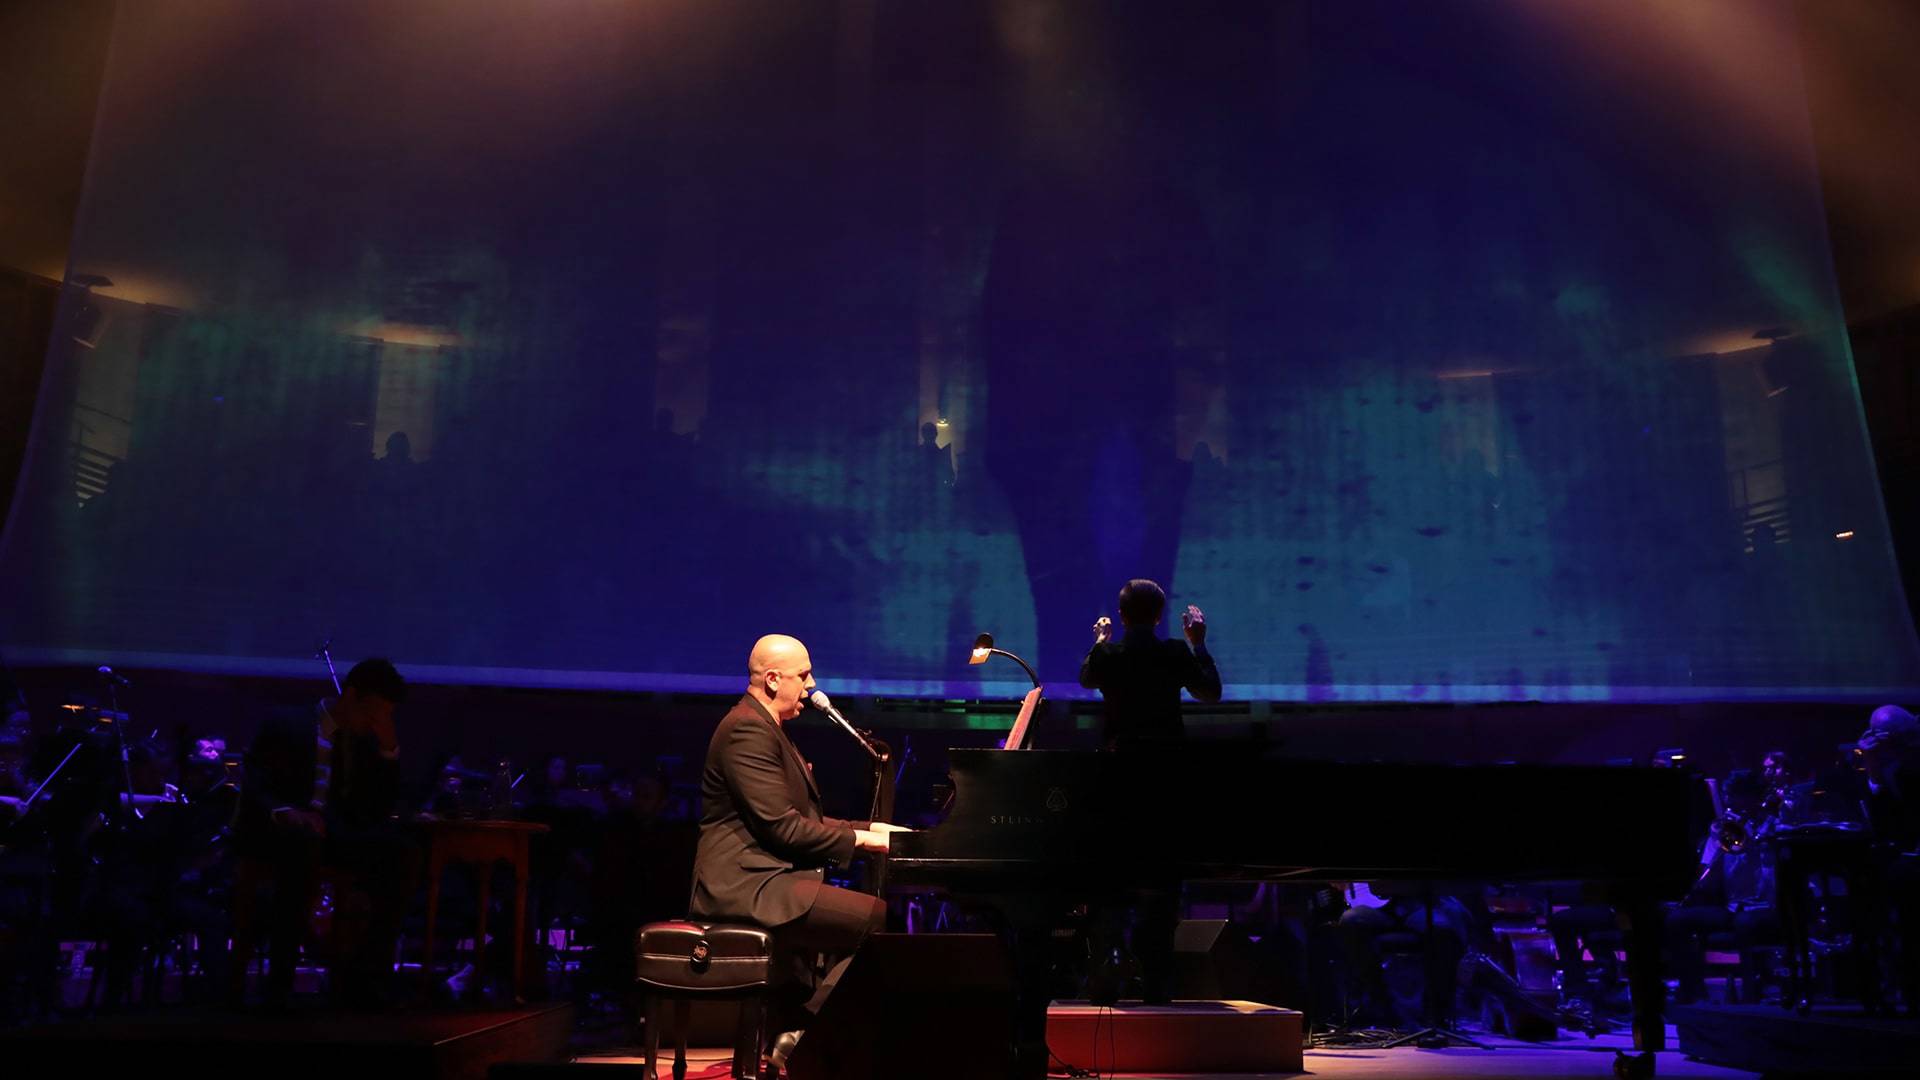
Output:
[806,689,882,760]
[97,665,131,687]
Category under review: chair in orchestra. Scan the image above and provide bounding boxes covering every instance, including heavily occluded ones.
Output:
[1699,919,1783,1005]
[634,919,777,1080]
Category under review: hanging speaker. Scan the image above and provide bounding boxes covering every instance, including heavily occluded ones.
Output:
[71,299,107,348]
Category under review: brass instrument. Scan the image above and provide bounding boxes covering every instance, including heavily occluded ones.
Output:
[1714,808,1756,854]
[1705,773,1792,855]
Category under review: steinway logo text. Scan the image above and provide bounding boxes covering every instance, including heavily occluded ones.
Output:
[990,788,1072,825]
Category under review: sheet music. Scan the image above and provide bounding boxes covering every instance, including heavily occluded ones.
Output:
[1004,686,1043,750]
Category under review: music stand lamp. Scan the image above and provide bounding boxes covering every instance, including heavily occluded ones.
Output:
[969,633,1044,750]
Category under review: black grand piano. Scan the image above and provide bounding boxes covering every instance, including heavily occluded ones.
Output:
[888,745,1703,1078]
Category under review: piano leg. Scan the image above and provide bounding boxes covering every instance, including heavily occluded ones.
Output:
[985,896,1061,1080]
[1620,893,1667,1053]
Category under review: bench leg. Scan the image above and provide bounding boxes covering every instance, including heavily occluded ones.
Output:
[644,996,661,1080]
[735,996,765,1079]
[673,998,691,1080]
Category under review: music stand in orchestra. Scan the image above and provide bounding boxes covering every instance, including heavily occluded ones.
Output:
[968,633,1044,749]
[1379,886,1491,1051]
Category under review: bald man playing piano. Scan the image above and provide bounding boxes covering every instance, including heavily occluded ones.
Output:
[688,634,908,1067]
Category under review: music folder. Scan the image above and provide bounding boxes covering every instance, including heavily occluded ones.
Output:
[1003,685,1043,750]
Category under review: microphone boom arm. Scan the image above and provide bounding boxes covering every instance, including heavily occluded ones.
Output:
[807,690,884,761]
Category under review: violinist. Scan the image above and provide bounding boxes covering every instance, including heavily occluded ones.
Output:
[0,691,55,1019]
[236,658,416,1009]
[16,701,119,866]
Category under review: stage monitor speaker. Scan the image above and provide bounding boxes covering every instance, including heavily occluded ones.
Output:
[1172,918,1253,999]
[786,932,1012,1080]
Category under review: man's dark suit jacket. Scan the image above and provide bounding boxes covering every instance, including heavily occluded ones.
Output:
[688,695,867,928]
[236,702,400,858]
[1080,629,1222,746]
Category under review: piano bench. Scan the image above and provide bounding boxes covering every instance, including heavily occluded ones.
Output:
[635,920,775,1080]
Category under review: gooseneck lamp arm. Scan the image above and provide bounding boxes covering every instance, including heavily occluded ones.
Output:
[968,632,1040,690]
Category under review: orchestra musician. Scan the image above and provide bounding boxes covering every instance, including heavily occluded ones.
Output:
[1859,705,1920,1015]
[235,658,416,1009]
[0,689,67,1020]
[687,634,906,1070]
[0,695,26,825]
[1760,749,1796,821]
[1668,768,1780,1005]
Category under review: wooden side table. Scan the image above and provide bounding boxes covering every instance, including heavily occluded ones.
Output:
[417,818,550,1003]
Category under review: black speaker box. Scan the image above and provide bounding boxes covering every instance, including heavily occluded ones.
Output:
[786,933,1012,1080]
[1172,917,1252,998]
[1172,917,1300,1007]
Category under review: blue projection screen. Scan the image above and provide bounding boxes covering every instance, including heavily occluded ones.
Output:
[4,0,1917,701]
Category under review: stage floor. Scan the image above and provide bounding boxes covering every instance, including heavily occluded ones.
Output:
[1673,1002,1920,1076]
[3,1003,576,1080]
[576,1025,1761,1078]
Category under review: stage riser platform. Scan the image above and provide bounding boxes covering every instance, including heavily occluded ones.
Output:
[677,996,1306,1075]
[1048,1000,1304,1074]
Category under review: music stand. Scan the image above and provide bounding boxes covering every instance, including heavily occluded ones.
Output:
[1379,888,1490,1050]
[1004,687,1044,751]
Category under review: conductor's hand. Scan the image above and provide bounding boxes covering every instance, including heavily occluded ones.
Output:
[1093,616,1113,644]
[1181,604,1207,646]
[854,828,893,853]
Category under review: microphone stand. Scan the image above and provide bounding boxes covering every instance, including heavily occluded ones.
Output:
[100,672,140,826]
[830,711,886,764]
[808,690,886,761]
[817,702,894,818]
[864,732,895,896]
[810,694,894,891]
